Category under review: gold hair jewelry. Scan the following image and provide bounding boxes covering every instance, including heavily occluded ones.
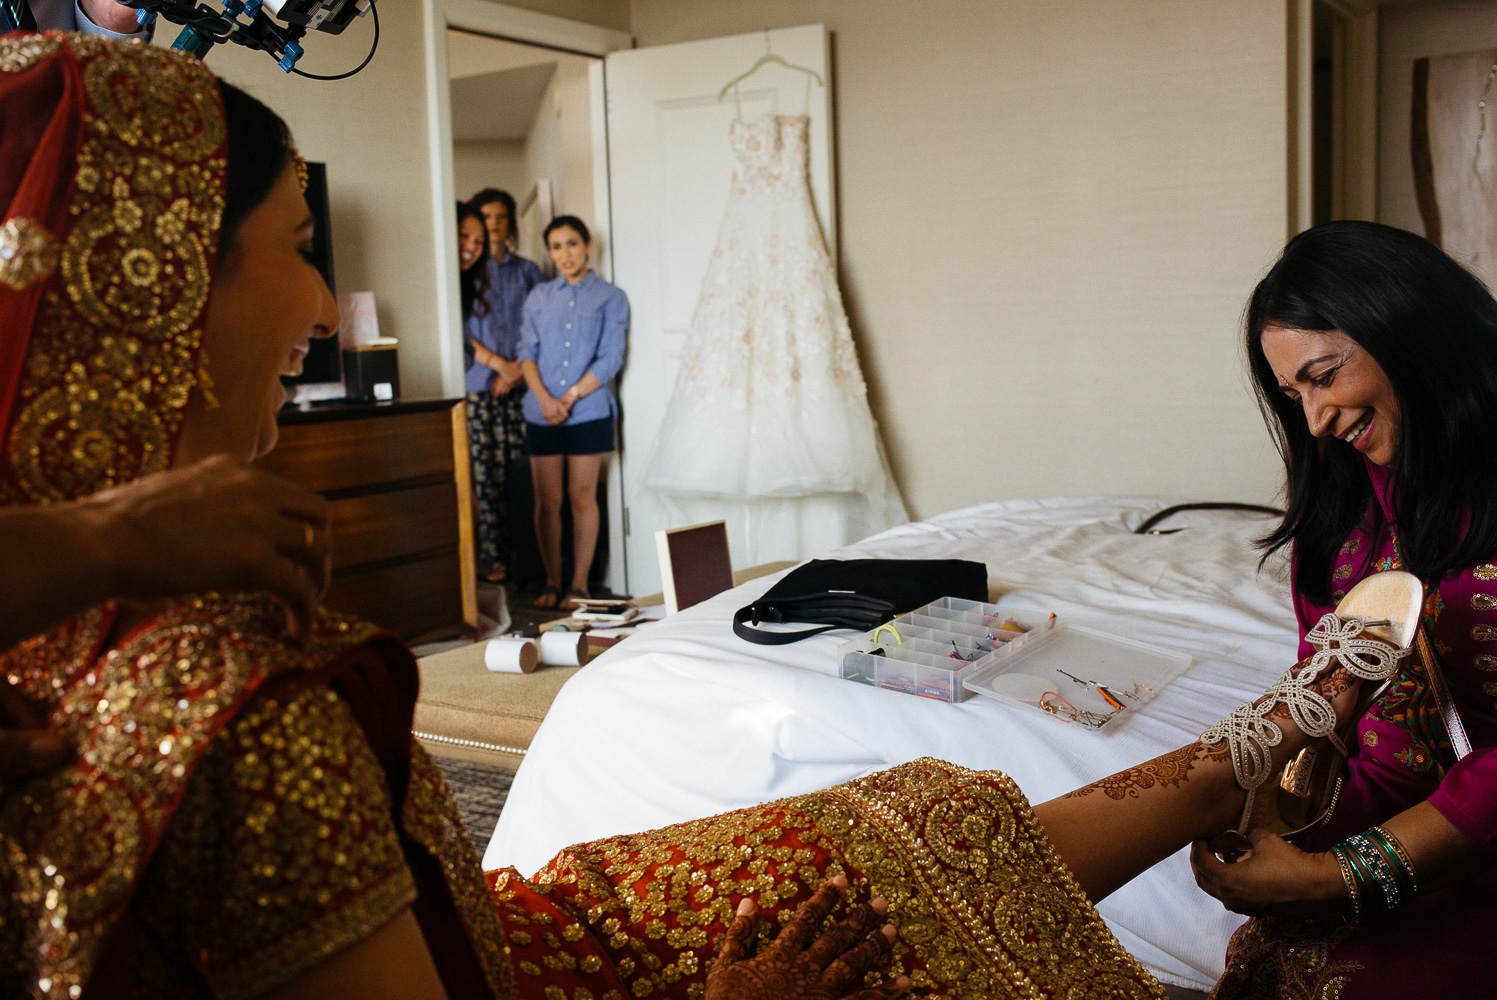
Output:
[291,148,309,193]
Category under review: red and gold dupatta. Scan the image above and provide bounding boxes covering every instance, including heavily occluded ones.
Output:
[0,34,513,1000]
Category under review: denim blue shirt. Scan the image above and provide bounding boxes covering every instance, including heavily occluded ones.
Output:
[464,252,543,393]
[517,271,628,426]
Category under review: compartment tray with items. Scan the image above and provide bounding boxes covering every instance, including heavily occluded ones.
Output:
[838,596,1193,730]
[837,597,1057,705]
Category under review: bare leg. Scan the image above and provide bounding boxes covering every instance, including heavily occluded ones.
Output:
[1033,742,1244,902]
[1036,659,1366,903]
[530,454,565,595]
[565,452,605,594]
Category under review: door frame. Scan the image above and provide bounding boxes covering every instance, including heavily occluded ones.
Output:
[1287,0,1378,235]
[422,0,632,593]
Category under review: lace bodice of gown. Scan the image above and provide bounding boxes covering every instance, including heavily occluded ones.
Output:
[730,111,812,198]
[664,113,867,412]
[643,113,906,539]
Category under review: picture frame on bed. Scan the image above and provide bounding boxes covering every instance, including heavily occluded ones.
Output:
[655,520,734,614]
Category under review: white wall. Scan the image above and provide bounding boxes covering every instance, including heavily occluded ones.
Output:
[453,139,527,205]
[522,60,598,225]
[185,3,446,397]
[1378,0,1497,234]
[200,0,1295,518]
[630,0,1292,518]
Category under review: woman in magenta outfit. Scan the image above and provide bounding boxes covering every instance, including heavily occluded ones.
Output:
[1202,220,1497,997]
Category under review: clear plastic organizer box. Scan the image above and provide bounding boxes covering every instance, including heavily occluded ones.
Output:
[837,596,1192,730]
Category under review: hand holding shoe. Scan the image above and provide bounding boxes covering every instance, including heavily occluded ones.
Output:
[1191,829,1348,918]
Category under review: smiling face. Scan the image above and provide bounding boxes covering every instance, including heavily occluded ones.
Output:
[546,224,589,282]
[459,214,486,271]
[175,164,340,463]
[479,199,511,254]
[1260,324,1402,466]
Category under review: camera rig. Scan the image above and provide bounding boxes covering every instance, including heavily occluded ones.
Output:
[127,0,379,77]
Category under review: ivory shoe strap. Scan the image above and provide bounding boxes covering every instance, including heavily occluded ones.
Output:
[1202,614,1408,792]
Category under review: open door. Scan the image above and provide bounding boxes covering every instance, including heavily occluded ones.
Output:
[604,24,836,596]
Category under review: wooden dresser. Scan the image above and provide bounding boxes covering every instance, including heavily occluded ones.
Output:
[257,398,477,640]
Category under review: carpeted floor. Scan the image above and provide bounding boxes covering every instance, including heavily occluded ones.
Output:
[433,756,516,847]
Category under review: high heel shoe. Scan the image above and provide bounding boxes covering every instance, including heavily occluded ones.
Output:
[1202,570,1424,853]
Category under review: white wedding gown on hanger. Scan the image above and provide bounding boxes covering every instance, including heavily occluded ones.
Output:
[642,113,908,564]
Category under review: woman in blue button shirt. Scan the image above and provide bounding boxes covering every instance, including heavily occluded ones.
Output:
[464,189,543,584]
[517,215,628,609]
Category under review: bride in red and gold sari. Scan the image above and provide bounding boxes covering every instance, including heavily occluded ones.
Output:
[24,30,1496,1000]
[0,34,1158,1000]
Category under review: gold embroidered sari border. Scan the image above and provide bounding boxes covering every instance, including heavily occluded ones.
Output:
[804,759,1166,1000]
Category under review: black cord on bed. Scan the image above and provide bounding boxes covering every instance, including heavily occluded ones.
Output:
[1134,502,1284,535]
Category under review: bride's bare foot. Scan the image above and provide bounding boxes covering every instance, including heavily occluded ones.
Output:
[1204,571,1423,852]
[1211,655,1368,851]
[1035,572,1422,902]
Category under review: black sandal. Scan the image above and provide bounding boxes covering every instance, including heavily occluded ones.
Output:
[533,585,564,610]
[560,587,589,611]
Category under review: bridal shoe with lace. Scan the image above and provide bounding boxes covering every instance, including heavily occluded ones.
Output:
[1202,570,1423,851]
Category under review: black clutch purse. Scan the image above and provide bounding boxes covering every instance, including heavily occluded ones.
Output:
[732,558,988,645]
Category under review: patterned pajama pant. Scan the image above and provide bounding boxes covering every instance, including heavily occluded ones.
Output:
[466,390,527,572]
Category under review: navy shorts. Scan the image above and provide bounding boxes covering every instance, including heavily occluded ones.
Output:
[525,417,615,456]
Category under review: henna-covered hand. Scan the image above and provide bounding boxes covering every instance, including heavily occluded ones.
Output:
[704,876,909,1000]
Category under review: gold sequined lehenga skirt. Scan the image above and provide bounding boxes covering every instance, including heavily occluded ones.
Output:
[483,758,1165,1000]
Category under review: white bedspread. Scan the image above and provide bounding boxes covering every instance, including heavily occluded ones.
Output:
[483,497,1299,991]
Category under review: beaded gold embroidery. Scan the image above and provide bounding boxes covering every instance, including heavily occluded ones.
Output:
[1476,564,1497,582]
[0,33,60,73]
[0,218,60,290]
[523,759,1163,999]
[1477,655,1497,671]
[134,685,417,1000]
[0,597,383,1000]
[1473,624,1497,642]
[1472,593,1497,611]
[0,36,225,505]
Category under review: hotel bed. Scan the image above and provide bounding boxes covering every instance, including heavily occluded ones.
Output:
[482,496,1299,992]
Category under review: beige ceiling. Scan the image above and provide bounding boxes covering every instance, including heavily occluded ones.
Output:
[450,62,556,142]
[446,29,598,144]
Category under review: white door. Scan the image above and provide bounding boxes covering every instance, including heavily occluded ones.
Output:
[605,24,836,597]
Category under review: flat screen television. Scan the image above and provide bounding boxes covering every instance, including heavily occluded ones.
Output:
[281,161,343,394]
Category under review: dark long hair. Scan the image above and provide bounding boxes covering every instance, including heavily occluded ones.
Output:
[218,81,293,251]
[470,187,518,252]
[1247,220,1497,602]
[456,200,490,320]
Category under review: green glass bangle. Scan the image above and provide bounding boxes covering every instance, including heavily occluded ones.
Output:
[1331,845,1362,922]
[1347,832,1403,911]
[1366,826,1419,898]
[1340,838,1385,914]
